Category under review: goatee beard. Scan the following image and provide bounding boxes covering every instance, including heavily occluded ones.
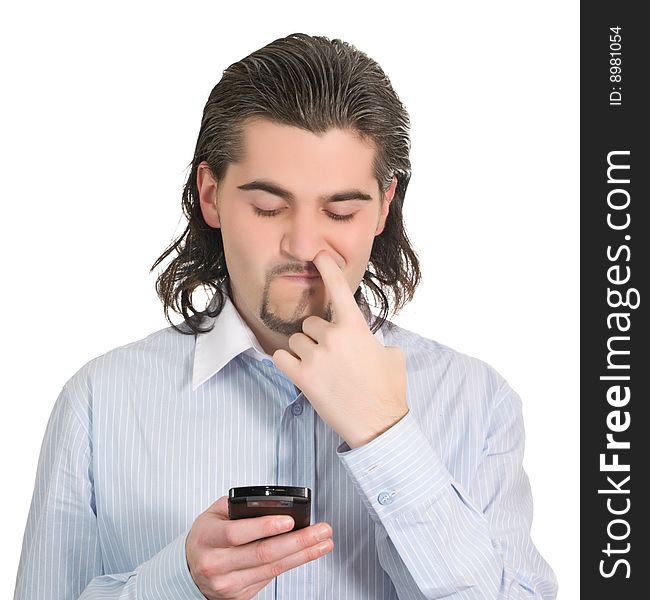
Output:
[259,282,333,336]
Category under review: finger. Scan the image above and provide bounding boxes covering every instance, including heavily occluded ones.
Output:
[205,512,296,548]
[240,537,334,588]
[220,532,334,591]
[272,348,301,379]
[301,315,332,343]
[288,332,317,359]
[204,496,229,518]
[217,522,333,573]
[312,251,364,326]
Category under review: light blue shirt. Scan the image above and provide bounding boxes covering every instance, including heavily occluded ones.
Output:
[14,293,557,599]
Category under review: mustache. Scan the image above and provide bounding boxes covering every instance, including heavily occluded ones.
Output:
[269,263,320,277]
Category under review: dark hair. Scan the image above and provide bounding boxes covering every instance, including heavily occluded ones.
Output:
[150,32,421,335]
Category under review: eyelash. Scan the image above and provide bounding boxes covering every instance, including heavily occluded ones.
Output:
[252,207,355,222]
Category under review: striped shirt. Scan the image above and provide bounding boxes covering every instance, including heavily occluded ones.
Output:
[14,292,557,599]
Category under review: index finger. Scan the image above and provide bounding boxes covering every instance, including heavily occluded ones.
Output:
[312,251,364,326]
[205,496,230,518]
[203,497,295,547]
[213,514,297,548]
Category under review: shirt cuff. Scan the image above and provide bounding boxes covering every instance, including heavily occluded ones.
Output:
[337,410,452,521]
[137,528,207,599]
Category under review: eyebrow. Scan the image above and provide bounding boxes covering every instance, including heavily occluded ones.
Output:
[236,179,374,203]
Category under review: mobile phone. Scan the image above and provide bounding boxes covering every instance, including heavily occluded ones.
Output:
[228,486,311,530]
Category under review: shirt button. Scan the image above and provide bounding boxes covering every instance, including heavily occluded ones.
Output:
[291,403,304,416]
[377,491,396,506]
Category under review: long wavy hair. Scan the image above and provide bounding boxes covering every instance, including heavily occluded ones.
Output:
[151,33,421,335]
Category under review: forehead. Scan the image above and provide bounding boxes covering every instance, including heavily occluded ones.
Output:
[230,117,379,193]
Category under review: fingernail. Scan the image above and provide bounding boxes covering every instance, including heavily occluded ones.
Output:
[277,517,293,530]
[315,525,330,541]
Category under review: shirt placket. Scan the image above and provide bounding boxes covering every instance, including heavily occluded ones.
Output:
[275,386,316,600]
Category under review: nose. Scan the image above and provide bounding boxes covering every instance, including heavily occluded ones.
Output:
[279,209,329,263]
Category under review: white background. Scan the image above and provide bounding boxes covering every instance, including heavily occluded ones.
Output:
[0,1,579,597]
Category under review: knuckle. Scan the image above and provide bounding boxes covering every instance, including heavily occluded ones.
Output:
[195,555,217,579]
[211,551,228,576]
[305,544,323,562]
[255,539,275,564]
[221,522,240,547]
[212,574,237,597]
[269,558,287,579]
[299,528,316,548]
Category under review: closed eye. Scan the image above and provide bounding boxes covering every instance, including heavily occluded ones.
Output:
[252,206,355,222]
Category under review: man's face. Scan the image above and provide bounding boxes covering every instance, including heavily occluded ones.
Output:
[198,117,395,347]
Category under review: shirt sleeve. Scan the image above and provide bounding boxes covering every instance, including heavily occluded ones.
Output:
[13,382,207,600]
[336,385,558,600]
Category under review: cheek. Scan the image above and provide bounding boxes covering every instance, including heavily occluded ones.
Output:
[220,211,274,274]
[333,217,378,277]
[345,213,379,252]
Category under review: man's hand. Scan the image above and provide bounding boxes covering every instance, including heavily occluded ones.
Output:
[273,250,408,449]
[186,497,333,600]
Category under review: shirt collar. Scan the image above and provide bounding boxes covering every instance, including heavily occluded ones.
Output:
[191,289,385,391]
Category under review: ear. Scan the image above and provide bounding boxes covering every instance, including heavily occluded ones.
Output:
[197,161,221,228]
[375,175,398,236]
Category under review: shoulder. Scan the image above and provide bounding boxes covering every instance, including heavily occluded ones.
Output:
[381,320,503,381]
[379,321,525,455]
[380,319,517,411]
[60,324,195,409]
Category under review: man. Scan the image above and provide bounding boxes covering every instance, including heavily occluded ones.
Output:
[14,33,557,599]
